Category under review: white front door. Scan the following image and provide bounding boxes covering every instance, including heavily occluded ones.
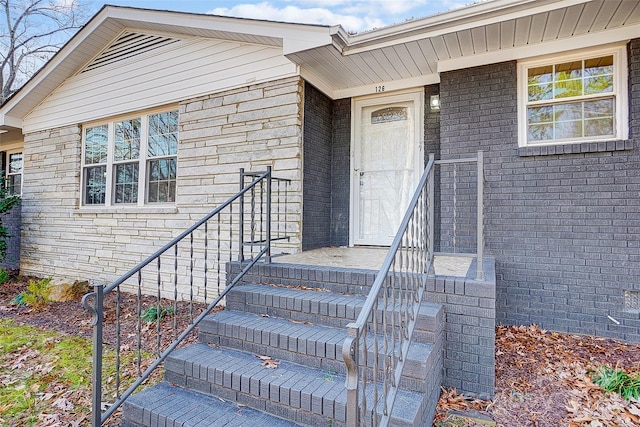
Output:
[351,90,423,246]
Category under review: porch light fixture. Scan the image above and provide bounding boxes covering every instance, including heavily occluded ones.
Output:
[430,95,440,111]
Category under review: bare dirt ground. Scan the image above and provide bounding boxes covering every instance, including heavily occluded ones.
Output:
[1,277,640,426]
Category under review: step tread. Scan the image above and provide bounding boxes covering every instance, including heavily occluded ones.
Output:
[234,283,367,305]
[200,309,434,365]
[166,343,424,424]
[124,381,303,426]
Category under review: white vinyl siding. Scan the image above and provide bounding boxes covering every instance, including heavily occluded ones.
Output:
[23,36,297,133]
[518,45,628,147]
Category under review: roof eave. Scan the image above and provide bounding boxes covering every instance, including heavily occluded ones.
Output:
[0,5,334,129]
[333,0,591,54]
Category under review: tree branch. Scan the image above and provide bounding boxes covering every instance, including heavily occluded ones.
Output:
[1,0,88,103]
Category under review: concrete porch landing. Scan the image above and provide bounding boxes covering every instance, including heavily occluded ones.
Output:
[273,247,474,277]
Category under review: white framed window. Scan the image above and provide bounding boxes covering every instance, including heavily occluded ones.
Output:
[6,150,22,196]
[518,45,628,147]
[82,109,178,206]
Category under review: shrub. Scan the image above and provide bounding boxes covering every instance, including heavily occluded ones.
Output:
[591,366,640,401]
[0,268,9,284]
[13,277,52,310]
[140,305,174,323]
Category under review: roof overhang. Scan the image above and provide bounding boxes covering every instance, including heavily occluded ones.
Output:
[288,0,640,99]
[0,5,333,132]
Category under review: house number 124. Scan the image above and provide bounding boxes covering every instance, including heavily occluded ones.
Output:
[375,85,385,93]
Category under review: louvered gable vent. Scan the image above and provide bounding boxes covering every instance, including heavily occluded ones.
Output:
[82,32,179,73]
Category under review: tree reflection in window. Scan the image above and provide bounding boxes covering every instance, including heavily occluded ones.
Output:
[526,55,614,142]
[7,152,22,195]
[114,118,141,204]
[82,110,178,205]
[147,111,178,203]
[84,125,108,204]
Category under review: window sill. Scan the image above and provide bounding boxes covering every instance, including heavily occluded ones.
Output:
[518,140,633,157]
[73,205,178,215]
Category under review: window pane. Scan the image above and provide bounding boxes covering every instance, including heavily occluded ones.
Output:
[555,120,582,139]
[584,98,613,118]
[528,106,553,125]
[114,118,141,161]
[554,102,582,122]
[584,98,614,137]
[529,98,615,143]
[555,60,582,80]
[8,153,22,174]
[8,175,21,195]
[584,118,613,137]
[528,123,553,141]
[148,110,178,157]
[528,65,553,101]
[114,162,139,204]
[85,165,106,205]
[147,158,176,203]
[85,125,108,164]
[554,60,582,98]
[583,56,614,95]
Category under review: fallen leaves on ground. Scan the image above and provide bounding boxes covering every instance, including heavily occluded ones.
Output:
[436,324,640,426]
[0,277,212,426]
[4,277,640,426]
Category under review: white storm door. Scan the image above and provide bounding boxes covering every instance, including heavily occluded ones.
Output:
[351,90,423,246]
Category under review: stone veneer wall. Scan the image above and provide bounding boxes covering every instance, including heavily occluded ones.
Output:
[20,76,304,300]
[439,40,640,343]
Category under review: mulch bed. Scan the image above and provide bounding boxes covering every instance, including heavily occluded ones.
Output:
[436,325,640,426]
[0,278,211,350]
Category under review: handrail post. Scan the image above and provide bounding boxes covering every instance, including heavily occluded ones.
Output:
[90,284,104,427]
[476,151,484,281]
[266,166,272,263]
[343,327,360,427]
[239,168,245,262]
[428,154,435,274]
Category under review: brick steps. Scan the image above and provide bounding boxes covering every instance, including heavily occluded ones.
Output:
[226,283,444,343]
[226,283,366,329]
[228,261,379,296]
[123,263,445,426]
[122,381,303,427]
[161,344,425,426]
[198,309,436,391]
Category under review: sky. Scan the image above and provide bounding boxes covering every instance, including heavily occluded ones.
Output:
[92,0,475,33]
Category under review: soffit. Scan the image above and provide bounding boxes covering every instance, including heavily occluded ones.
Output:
[289,0,640,99]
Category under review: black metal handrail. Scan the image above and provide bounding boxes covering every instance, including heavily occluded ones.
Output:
[82,167,291,426]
